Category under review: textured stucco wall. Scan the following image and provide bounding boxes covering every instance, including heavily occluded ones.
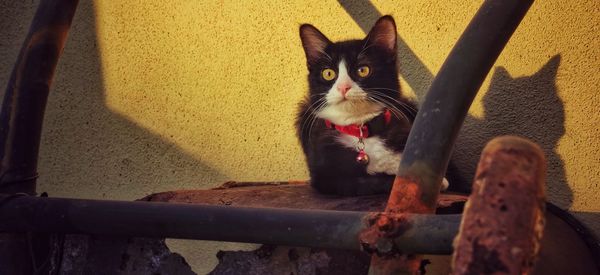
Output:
[1,0,598,273]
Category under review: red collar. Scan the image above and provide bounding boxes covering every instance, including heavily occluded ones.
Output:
[324,110,391,138]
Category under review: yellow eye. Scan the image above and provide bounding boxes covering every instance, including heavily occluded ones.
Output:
[321,68,336,81]
[357,66,371,78]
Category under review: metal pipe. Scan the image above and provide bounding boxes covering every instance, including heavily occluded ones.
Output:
[397,0,535,211]
[0,1,79,274]
[0,0,79,195]
[0,194,460,254]
[451,136,546,274]
[367,0,534,273]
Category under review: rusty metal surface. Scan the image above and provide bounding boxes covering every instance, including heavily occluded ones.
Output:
[144,183,464,275]
[0,0,79,195]
[142,181,467,212]
[451,136,546,274]
[363,0,535,273]
[359,213,460,256]
[0,1,79,274]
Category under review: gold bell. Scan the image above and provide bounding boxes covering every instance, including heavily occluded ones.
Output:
[356,149,369,164]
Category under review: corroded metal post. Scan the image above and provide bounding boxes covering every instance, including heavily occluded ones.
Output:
[451,136,546,274]
[0,0,79,195]
[0,1,79,274]
[363,0,534,273]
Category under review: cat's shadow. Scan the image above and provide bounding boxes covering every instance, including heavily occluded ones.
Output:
[453,55,572,210]
[336,1,572,209]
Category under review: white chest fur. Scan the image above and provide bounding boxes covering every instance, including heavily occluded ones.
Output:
[336,134,449,190]
[336,134,401,175]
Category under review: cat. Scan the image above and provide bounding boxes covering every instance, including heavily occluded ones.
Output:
[296,15,447,195]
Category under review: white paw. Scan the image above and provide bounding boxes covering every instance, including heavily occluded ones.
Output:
[441,177,449,191]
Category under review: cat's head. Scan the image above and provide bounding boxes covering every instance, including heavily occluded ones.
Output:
[300,16,400,126]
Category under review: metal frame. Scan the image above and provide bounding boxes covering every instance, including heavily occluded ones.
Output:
[364,0,535,273]
[0,194,460,254]
[0,0,566,274]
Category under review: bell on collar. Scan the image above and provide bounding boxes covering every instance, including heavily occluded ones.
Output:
[356,149,369,165]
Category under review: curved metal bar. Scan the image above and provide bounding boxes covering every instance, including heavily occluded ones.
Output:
[0,1,79,274]
[368,0,535,273]
[0,0,79,195]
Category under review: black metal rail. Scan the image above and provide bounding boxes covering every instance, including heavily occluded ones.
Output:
[396,0,535,208]
[0,0,79,195]
[0,194,460,254]
[0,1,79,274]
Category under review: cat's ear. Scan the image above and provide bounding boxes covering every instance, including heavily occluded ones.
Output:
[299,24,331,65]
[364,15,397,54]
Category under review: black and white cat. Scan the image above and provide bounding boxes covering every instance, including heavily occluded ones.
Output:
[296,16,448,195]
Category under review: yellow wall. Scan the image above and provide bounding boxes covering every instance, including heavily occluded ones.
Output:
[1,0,598,273]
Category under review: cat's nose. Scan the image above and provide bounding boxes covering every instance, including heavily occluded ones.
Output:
[337,83,352,97]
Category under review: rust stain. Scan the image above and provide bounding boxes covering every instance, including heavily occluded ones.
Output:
[359,212,412,256]
[386,177,434,214]
[362,175,439,273]
[451,136,546,275]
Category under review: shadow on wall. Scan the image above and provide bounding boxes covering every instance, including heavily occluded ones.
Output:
[454,55,572,209]
[336,1,574,209]
[1,1,225,200]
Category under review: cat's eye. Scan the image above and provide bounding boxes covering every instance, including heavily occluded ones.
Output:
[357,66,371,78]
[321,68,336,81]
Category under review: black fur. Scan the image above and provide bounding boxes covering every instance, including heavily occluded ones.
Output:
[296,16,418,195]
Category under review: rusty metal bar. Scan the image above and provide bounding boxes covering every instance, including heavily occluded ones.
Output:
[451,136,546,274]
[0,0,79,195]
[0,1,79,274]
[365,0,534,273]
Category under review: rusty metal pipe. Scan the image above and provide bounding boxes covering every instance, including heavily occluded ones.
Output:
[0,194,460,254]
[0,1,79,274]
[396,0,535,212]
[368,0,534,273]
[451,136,546,274]
[0,0,79,195]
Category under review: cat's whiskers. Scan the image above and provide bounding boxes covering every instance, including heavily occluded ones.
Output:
[357,44,377,59]
[306,100,328,144]
[317,50,333,62]
[370,95,410,122]
[367,95,409,122]
[358,33,372,58]
[367,89,418,115]
[367,88,417,112]
[302,98,327,139]
[300,97,326,140]
[308,92,328,98]
[367,97,402,120]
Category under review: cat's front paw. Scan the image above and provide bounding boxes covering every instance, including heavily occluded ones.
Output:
[441,177,449,191]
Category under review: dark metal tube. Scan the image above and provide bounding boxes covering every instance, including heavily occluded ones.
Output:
[0,1,79,274]
[369,0,534,273]
[0,0,79,195]
[397,0,534,205]
[0,194,460,254]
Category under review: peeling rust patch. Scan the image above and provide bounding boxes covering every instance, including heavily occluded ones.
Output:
[365,173,440,273]
[386,177,435,214]
[451,136,546,275]
[359,212,413,256]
